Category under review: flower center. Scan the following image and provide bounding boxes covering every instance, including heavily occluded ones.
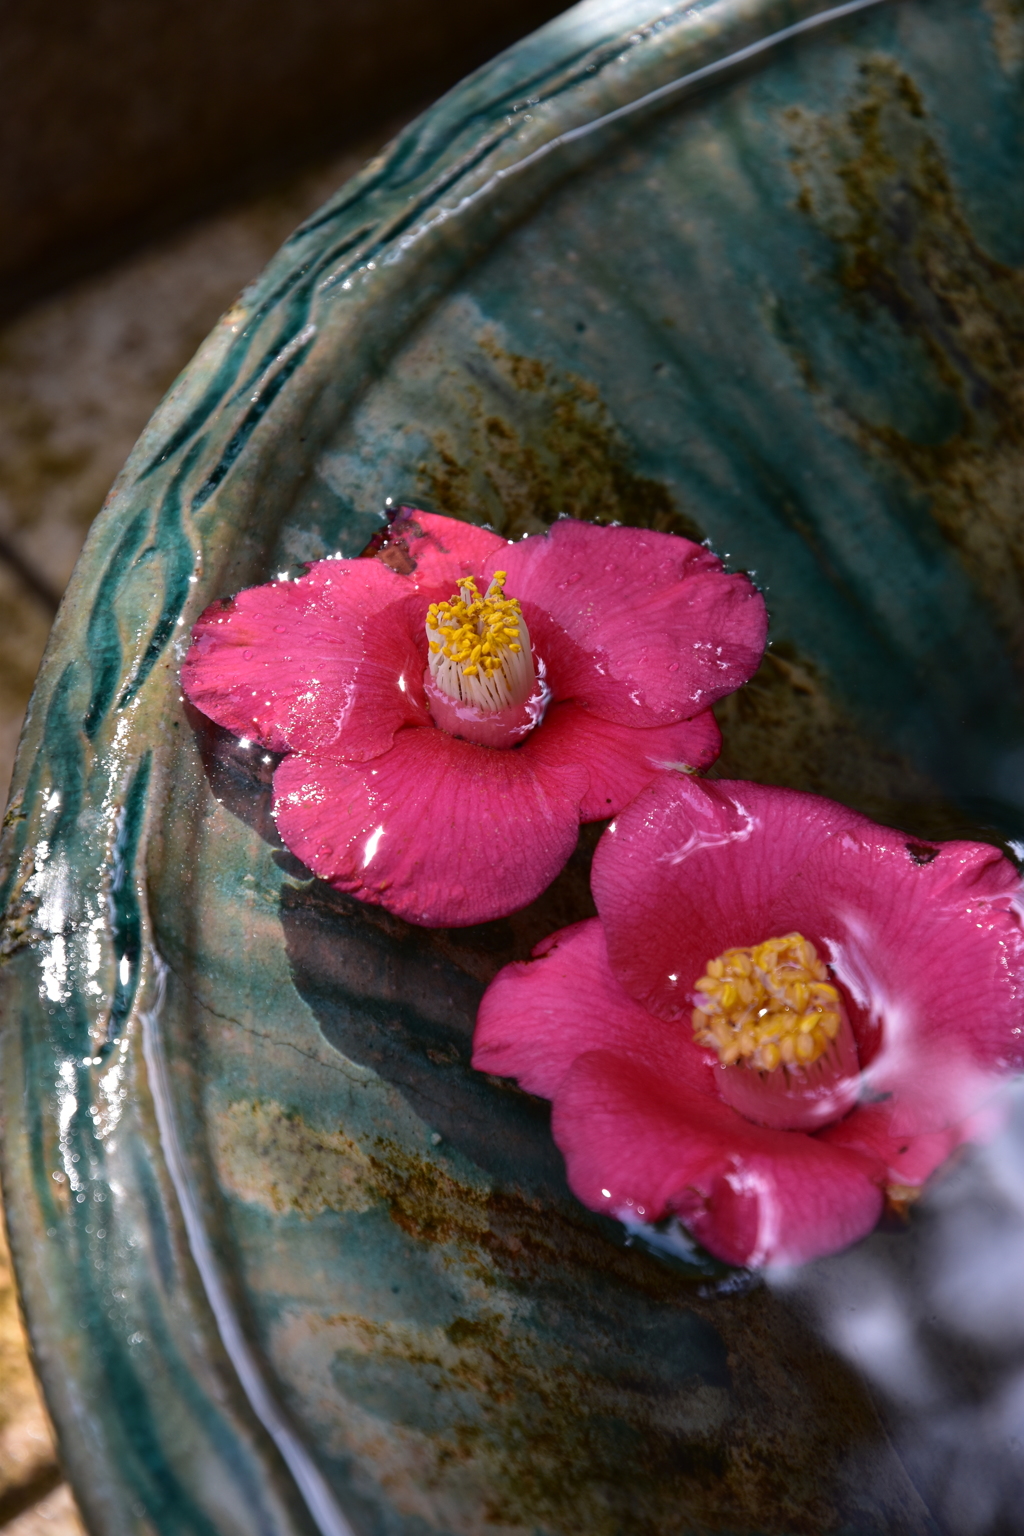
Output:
[423,573,546,748]
[426,572,536,711]
[693,932,841,1069]
[692,932,860,1131]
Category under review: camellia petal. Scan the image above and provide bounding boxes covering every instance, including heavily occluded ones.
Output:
[552,1051,884,1268]
[272,727,589,928]
[385,509,508,585]
[473,917,715,1101]
[182,512,771,927]
[592,776,871,1023]
[525,702,721,821]
[475,772,1024,1268]
[182,562,432,759]
[817,1101,985,1191]
[489,519,767,726]
[772,828,1024,1136]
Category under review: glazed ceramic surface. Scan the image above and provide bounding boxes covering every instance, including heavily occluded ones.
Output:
[3,1,1024,1532]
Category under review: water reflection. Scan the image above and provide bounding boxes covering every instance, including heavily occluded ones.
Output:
[779,1080,1024,1534]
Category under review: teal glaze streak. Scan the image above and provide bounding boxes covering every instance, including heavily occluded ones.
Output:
[35,1052,281,1536]
[106,752,150,1048]
[84,512,149,736]
[42,662,85,851]
[136,274,322,485]
[191,333,317,513]
[135,0,877,548]
[284,8,669,242]
[119,441,204,707]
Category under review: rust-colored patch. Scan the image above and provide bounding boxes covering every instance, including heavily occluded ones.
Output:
[276,1133,914,1533]
[369,1131,715,1304]
[0,855,42,965]
[368,1142,917,1529]
[982,0,1024,73]
[782,58,1024,676]
[276,1299,730,1535]
[478,1186,914,1532]
[216,1094,925,1531]
[212,1100,373,1217]
[417,331,705,546]
[369,1137,490,1250]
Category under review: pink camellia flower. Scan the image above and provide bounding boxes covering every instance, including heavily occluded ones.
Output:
[181,512,766,926]
[474,775,1024,1267]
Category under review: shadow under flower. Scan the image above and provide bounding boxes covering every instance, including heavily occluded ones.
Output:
[191,700,617,1212]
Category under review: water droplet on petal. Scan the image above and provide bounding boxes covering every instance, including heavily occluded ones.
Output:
[242,648,254,660]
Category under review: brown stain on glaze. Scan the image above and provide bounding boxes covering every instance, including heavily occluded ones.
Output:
[368,1137,491,1251]
[248,1118,926,1533]
[212,1099,373,1217]
[280,1302,726,1535]
[782,57,1024,675]
[417,330,706,546]
[0,821,42,966]
[457,1161,909,1534]
[982,0,1024,72]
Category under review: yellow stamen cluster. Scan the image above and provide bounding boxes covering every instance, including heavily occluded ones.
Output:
[692,932,842,1072]
[427,572,523,675]
[426,572,535,712]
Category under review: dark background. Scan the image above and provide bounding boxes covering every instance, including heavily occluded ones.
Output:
[1,0,563,320]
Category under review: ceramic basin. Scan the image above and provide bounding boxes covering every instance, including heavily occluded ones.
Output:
[3,1,1024,1532]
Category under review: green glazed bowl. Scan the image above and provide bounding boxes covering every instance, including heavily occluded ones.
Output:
[4,1,1024,1532]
